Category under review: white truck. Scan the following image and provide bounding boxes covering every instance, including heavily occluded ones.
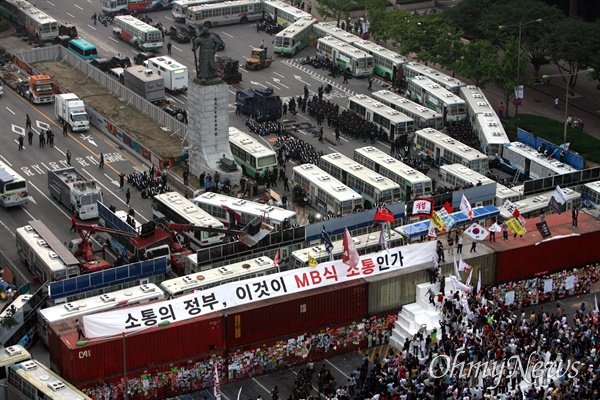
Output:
[143,56,188,93]
[55,93,90,131]
[48,167,103,220]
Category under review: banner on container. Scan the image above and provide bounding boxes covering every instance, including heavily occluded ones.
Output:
[84,241,438,338]
[565,275,575,291]
[544,279,553,293]
[505,291,515,306]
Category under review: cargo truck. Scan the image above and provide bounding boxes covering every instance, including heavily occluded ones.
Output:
[48,167,103,220]
[0,61,55,104]
[143,56,188,93]
[55,93,89,132]
[124,68,165,102]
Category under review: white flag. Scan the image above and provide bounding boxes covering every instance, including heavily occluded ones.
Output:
[554,185,568,205]
[451,276,472,292]
[595,295,599,314]
[477,270,482,293]
[460,194,474,220]
[428,220,437,238]
[453,254,461,281]
[489,222,501,233]
[464,223,489,241]
[432,254,438,269]
[459,255,471,272]
[465,269,473,286]
[213,365,221,400]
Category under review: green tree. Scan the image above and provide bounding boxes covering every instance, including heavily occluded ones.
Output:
[366,8,411,45]
[399,15,448,62]
[488,39,531,117]
[547,18,600,94]
[457,39,497,87]
[429,28,465,77]
[315,0,353,26]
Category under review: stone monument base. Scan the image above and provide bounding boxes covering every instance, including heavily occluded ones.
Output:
[187,77,242,185]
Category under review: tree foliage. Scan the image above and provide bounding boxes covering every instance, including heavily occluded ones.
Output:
[315,0,353,25]
[456,39,497,87]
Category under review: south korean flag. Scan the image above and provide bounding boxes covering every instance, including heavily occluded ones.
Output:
[464,223,489,241]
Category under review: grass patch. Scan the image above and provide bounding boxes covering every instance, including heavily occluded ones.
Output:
[506,114,600,164]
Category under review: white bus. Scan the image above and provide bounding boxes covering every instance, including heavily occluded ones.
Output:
[291,164,364,216]
[474,112,509,156]
[401,61,464,94]
[8,360,92,400]
[143,56,189,92]
[229,127,278,179]
[37,284,164,346]
[0,161,28,207]
[152,192,226,248]
[319,152,402,208]
[316,37,373,78]
[459,85,496,121]
[0,346,31,400]
[113,15,163,51]
[582,181,600,207]
[193,192,296,230]
[186,0,263,27]
[312,21,362,44]
[102,0,175,15]
[371,90,444,130]
[274,16,316,56]
[0,0,59,41]
[439,164,499,207]
[289,229,405,270]
[353,40,407,81]
[499,188,580,220]
[162,256,276,296]
[172,0,222,22]
[262,0,312,27]
[406,76,467,123]
[414,128,489,172]
[347,94,415,141]
[16,221,81,283]
[502,142,576,180]
[353,146,432,201]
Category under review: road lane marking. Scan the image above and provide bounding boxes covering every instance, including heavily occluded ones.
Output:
[5,107,15,115]
[74,4,83,10]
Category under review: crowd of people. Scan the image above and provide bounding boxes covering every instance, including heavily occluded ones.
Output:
[446,120,481,152]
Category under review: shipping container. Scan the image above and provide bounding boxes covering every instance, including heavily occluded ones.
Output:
[52,310,224,388]
[495,213,600,283]
[224,279,368,348]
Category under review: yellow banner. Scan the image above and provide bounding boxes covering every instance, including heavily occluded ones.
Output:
[308,254,318,267]
[431,211,446,232]
[506,218,527,235]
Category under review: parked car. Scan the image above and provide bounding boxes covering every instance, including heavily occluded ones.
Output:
[134,52,153,65]
[108,67,125,84]
[186,24,224,50]
[90,57,111,72]
[168,26,191,43]
[53,35,71,47]
[109,54,132,68]
[163,106,186,122]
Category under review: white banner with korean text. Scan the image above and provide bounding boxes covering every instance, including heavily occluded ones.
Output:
[83,241,437,338]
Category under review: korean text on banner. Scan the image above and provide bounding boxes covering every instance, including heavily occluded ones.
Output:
[554,186,569,205]
[460,195,473,220]
[503,199,520,218]
[83,241,438,338]
[412,198,434,218]
[505,217,526,235]
[430,211,446,232]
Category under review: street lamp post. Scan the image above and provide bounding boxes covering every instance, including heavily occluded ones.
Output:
[542,68,594,150]
[499,19,542,116]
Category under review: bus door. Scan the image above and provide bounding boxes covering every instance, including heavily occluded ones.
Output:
[435,147,441,165]
[389,124,396,142]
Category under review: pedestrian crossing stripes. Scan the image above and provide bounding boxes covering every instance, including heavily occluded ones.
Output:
[282,59,356,97]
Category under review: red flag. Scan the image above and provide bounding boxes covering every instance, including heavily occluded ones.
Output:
[512,208,520,218]
[273,250,280,267]
[374,206,395,223]
[342,228,359,268]
[444,202,452,215]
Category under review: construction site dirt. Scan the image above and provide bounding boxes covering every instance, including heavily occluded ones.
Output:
[35,61,187,160]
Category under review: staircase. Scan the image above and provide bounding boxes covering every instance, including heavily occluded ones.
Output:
[390,276,453,350]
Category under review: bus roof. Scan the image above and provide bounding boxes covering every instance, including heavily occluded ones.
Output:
[189,0,261,11]
[439,164,495,186]
[409,76,465,104]
[459,85,494,116]
[475,113,509,145]
[162,256,274,294]
[354,146,432,184]
[321,153,401,191]
[153,192,224,228]
[372,90,442,120]
[114,15,162,33]
[146,56,188,71]
[415,128,488,163]
[22,221,80,267]
[69,38,96,49]
[503,142,577,176]
[38,284,164,325]
[349,94,414,124]
[0,345,30,366]
[403,61,464,90]
[499,188,580,219]
[313,21,362,43]
[292,164,363,202]
[317,37,372,58]
[228,127,277,158]
[353,40,407,64]
[275,16,316,37]
[194,192,297,222]
[11,360,92,400]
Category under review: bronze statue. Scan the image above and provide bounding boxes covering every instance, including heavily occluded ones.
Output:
[192,27,225,84]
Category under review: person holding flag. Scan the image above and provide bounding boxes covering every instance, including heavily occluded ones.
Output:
[342,228,359,268]
[460,194,474,220]
[379,223,389,251]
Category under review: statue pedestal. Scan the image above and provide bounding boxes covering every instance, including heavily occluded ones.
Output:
[187,78,242,185]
